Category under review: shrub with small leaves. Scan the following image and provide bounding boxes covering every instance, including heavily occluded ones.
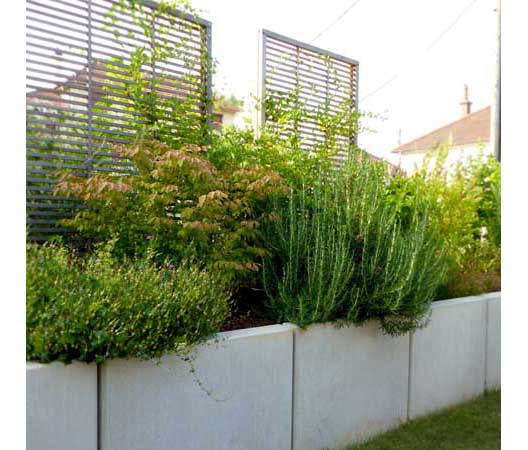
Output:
[26,241,230,364]
[207,127,336,189]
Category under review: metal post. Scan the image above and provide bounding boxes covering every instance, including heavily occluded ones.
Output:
[87,0,93,173]
[205,21,213,135]
[255,29,266,137]
[490,0,501,162]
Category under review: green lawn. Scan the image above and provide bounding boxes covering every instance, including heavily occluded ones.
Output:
[345,390,500,450]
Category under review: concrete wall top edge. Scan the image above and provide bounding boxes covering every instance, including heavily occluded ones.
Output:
[26,361,97,370]
[26,293,500,369]
[27,362,48,370]
[285,293,501,333]
[215,322,298,341]
[477,291,501,301]
[432,292,500,309]
[288,320,374,335]
[27,324,299,368]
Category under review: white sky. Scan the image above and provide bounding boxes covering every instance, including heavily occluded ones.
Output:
[190,0,497,161]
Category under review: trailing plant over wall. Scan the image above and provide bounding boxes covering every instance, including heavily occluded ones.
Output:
[26,240,230,364]
[262,150,447,335]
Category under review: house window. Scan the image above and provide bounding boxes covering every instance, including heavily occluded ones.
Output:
[212,112,223,130]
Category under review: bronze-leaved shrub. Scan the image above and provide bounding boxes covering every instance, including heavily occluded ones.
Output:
[55,140,286,285]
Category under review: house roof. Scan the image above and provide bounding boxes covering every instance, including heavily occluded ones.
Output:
[391,106,491,154]
[214,103,243,114]
[26,59,199,105]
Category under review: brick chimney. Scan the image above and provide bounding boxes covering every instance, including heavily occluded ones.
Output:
[459,84,472,117]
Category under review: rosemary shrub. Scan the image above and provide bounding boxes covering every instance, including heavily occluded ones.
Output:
[262,151,447,335]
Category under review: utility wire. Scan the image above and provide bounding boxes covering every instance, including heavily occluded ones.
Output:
[425,0,481,51]
[361,0,480,102]
[311,0,363,43]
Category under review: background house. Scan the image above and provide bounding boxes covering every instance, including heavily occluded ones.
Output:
[27,61,246,133]
[212,94,244,129]
[391,86,492,173]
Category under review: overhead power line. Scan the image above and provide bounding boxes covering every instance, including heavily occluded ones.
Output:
[425,0,481,51]
[360,0,480,102]
[311,0,362,43]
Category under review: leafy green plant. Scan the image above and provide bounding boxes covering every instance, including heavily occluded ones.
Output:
[92,0,215,148]
[263,88,360,159]
[26,240,230,364]
[262,150,447,335]
[207,127,335,188]
[468,155,501,247]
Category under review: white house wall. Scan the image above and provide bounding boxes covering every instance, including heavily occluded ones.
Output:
[396,143,492,174]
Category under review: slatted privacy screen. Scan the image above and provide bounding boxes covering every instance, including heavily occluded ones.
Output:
[258,29,359,163]
[26,0,212,241]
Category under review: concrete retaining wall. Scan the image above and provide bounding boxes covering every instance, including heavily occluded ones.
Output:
[408,296,488,419]
[292,322,409,450]
[26,362,97,450]
[26,293,500,450]
[100,324,295,450]
[485,293,501,389]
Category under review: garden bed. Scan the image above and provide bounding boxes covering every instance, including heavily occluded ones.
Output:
[27,292,500,450]
[221,286,277,331]
[25,2,501,449]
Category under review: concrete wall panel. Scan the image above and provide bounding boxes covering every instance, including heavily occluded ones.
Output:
[485,293,501,389]
[100,324,295,450]
[27,293,500,450]
[292,322,409,450]
[26,362,97,450]
[409,296,487,419]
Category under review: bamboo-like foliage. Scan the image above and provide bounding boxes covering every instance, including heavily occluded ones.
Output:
[400,148,501,299]
[262,150,447,335]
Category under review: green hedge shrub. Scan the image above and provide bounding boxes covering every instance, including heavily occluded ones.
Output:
[26,241,230,364]
[262,151,447,335]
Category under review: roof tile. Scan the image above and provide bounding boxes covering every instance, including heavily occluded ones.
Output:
[392,106,490,154]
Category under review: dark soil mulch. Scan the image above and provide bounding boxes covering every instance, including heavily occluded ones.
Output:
[221,286,278,331]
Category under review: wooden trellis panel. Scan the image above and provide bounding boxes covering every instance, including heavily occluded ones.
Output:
[258,29,359,163]
[26,0,212,240]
